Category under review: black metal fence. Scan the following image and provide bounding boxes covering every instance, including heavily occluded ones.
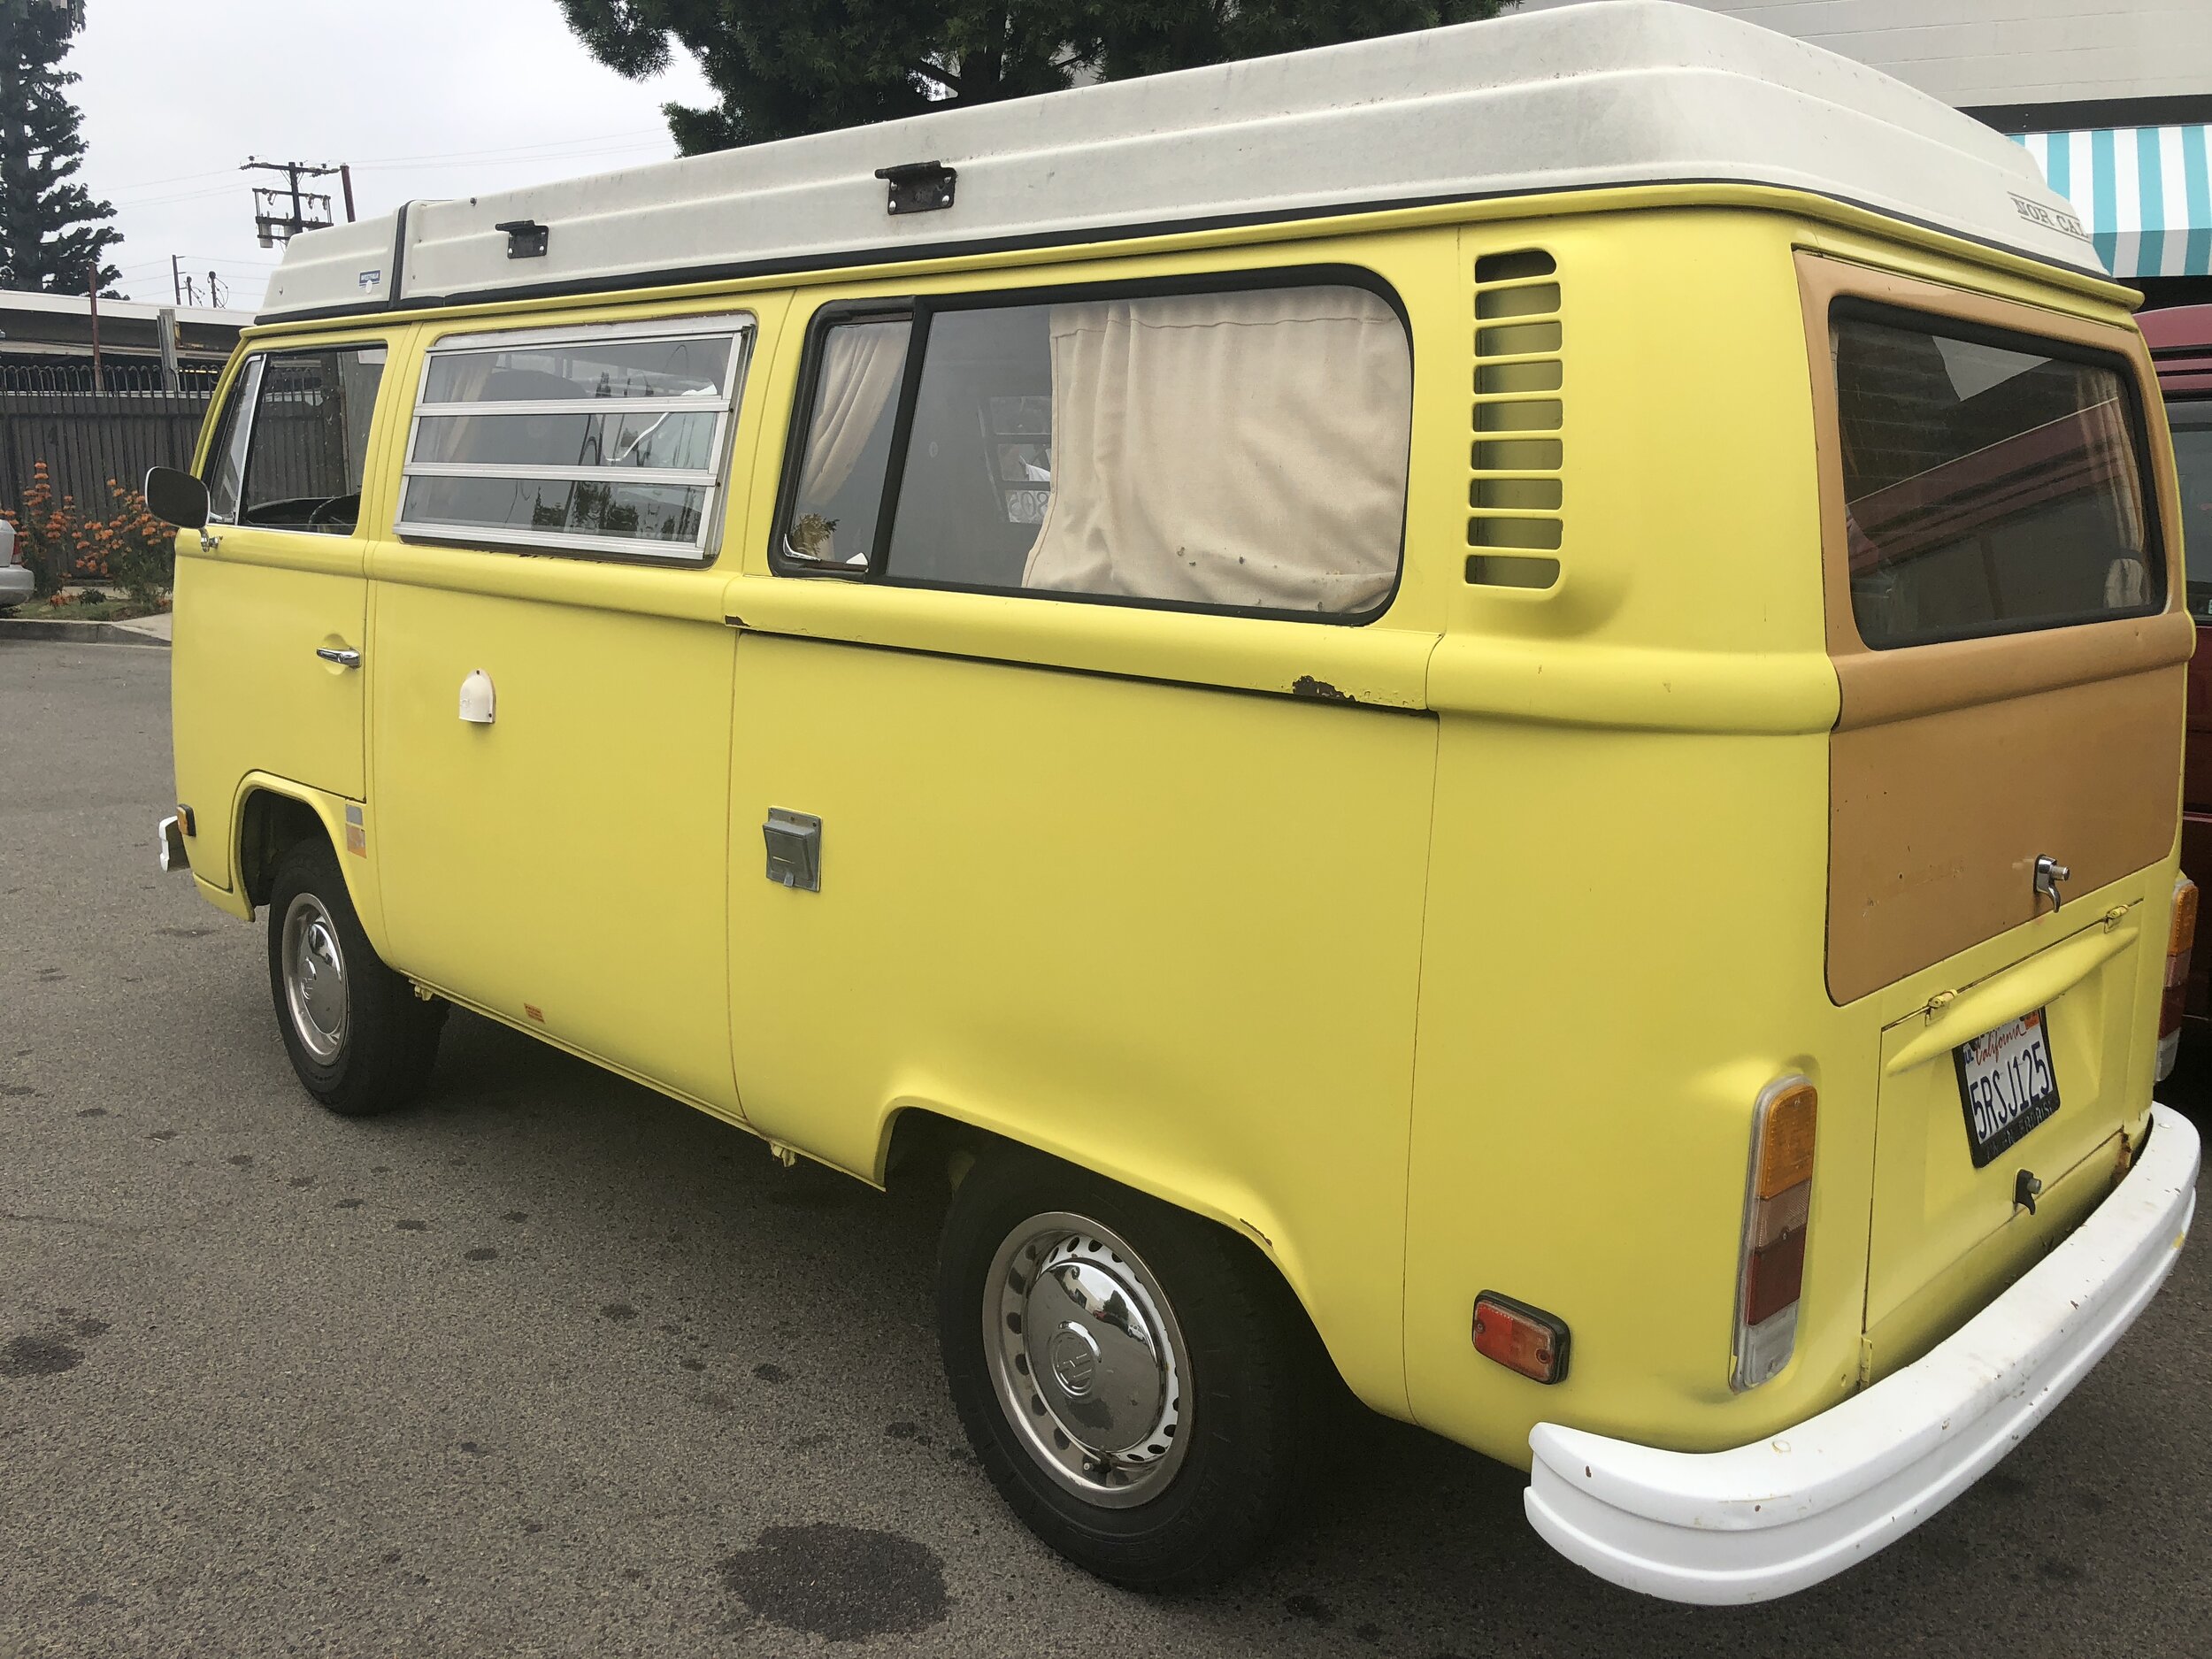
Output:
[0,363,217,522]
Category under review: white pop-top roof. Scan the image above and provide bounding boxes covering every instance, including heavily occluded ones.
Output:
[260,0,2102,323]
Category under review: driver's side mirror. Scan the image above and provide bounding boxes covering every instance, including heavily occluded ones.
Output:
[143,466,209,531]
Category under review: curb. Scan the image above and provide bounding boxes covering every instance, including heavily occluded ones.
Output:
[0,617,171,649]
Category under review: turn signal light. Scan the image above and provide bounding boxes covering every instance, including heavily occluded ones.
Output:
[1732,1075,1816,1392]
[1471,1292,1571,1385]
[1753,1081,1817,1198]
[2159,874,2197,1082]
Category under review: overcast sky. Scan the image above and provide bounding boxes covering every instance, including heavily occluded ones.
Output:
[73,0,713,312]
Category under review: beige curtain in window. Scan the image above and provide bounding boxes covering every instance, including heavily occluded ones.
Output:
[796,322,909,507]
[1022,288,1411,612]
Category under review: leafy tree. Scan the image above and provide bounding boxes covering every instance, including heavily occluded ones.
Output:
[561,0,1515,154]
[0,0,121,295]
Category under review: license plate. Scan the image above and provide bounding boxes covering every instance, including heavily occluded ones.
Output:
[1954,1008,2061,1167]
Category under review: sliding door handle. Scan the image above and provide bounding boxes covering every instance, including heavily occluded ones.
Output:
[316,646,361,668]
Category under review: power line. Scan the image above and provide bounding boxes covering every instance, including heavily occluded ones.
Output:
[348,127,665,167]
[109,125,675,200]
[108,183,249,210]
[349,145,672,175]
[104,165,238,193]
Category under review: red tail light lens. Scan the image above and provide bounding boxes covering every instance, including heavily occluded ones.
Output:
[2158,875,2197,1082]
[1732,1076,1816,1392]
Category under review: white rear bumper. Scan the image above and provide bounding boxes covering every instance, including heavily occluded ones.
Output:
[1525,1102,2199,1604]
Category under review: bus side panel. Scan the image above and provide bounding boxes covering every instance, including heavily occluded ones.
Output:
[726,635,1437,1417]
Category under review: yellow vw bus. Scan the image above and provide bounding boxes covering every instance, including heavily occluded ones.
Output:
[147,0,2199,1602]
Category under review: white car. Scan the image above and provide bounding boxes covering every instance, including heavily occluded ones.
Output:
[0,518,29,606]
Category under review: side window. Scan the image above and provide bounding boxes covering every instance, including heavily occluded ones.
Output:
[224,346,388,534]
[1832,305,2162,648]
[2170,400,2212,620]
[783,318,911,566]
[202,356,264,523]
[397,317,750,562]
[778,280,1413,619]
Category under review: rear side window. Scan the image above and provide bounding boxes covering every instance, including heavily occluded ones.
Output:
[207,345,388,533]
[778,278,1412,620]
[398,315,750,562]
[2170,400,2212,620]
[1832,306,2161,649]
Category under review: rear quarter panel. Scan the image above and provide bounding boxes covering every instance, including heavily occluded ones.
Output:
[1404,211,1865,1465]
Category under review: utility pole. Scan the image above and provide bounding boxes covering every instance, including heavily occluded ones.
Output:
[156,303,179,392]
[205,270,224,308]
[85,264,102,391]
[171,252,182,304]
[242,156,350,246]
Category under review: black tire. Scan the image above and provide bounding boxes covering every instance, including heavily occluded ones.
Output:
[937,1144,1325,1589]
[265,836,444,1117]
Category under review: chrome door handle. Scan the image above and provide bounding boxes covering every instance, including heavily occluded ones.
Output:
[2034,854,2070,911]
[316,647,361,668]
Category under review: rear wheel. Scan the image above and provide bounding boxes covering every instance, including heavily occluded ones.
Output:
[936,1145,1325,1588]
[266,837,444,1116]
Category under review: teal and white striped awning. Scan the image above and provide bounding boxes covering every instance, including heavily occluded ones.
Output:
[2015,127,2212,280]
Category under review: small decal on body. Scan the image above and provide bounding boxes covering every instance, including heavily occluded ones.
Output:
[2008,193,2090,242]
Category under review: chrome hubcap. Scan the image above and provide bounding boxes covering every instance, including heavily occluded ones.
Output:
[985,1211,1190,1508]
[281,893,348,1064]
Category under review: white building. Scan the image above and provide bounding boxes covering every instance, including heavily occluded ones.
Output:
[1519,0,2212,303]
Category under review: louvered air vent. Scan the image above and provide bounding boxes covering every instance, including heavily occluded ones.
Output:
[1467,250,1563,590]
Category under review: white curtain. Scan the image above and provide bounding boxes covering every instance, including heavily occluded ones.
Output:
[787,321,909,562]
[1022,288,1411,612]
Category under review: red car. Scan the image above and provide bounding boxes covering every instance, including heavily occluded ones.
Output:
[2144,304,2212,1045]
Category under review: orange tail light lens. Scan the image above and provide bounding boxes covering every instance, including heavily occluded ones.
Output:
[2159,875,2197,1083]
[1732,1076,1816,1392]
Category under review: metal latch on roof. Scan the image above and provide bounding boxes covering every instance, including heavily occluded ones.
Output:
[495,219,549,259]
[872,161,956,216]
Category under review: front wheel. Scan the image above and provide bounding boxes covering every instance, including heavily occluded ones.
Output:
[266,837,444,1116]
[936,1146,1325,1588]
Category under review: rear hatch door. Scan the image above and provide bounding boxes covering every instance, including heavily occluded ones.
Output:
[1802,260,2188,1370]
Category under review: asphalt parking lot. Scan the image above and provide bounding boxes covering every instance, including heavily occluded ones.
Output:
[4,637,2210,1659]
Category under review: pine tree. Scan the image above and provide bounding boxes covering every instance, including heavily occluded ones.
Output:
[0,0,122,296]
[561,1,1515,155]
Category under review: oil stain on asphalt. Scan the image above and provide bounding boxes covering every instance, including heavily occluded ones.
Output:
[718,1523,949,1640]
[2,1333,83,1377]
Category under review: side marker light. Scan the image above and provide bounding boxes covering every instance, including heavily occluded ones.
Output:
[1472,1291,1571,1385]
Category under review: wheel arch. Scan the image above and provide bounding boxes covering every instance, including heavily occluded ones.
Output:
[877,1099,1378,1413]
[230,775,388,951]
